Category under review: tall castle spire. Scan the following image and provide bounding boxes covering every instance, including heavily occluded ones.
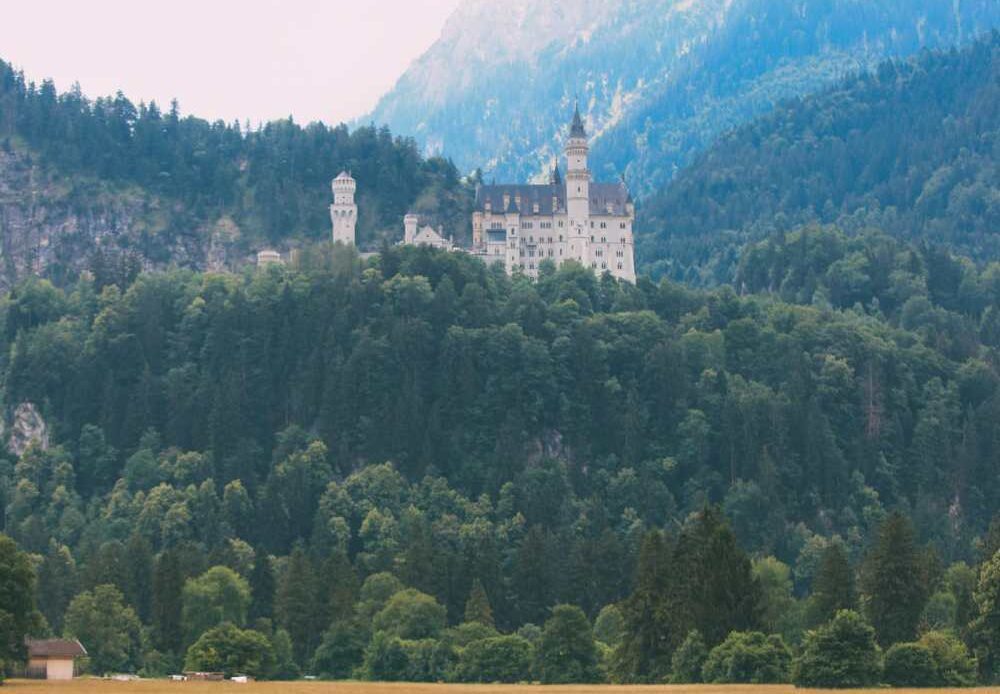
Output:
[570,102,587,138]
[565,103,591,231]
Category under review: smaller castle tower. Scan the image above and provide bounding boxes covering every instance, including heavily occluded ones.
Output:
[330,171,357,245]
[404,213,419,244]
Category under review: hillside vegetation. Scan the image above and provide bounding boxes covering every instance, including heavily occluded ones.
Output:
[0,58,472,287]
[0,245,996,680]
[639,32,1000,283]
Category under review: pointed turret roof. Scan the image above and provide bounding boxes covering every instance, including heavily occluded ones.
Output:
[506,195,520,214]
[570,103,587,138]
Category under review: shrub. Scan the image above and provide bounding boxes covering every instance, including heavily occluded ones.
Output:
[702,631,791,683]
[361,631,453,682]
[312,619,367,679]
[372,588,447,640]
[454,635,533,683]
[792,610,882,688]
[884,631,977,687]
[535,605,602,684]
[183,622,273,679]
[594,605,625,647]
[884,642,939,686]
[671,629,708,683]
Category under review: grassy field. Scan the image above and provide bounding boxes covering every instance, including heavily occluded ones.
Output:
[4,683,1000,694]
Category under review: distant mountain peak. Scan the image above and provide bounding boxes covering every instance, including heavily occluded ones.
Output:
[367,0,1000,195]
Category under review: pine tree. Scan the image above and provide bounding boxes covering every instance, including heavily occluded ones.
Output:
[151,549,184,654]
[124,533,153,622]
[36,541,78,633]
[276,546,322,666]
[319,550,359,627]
[464,578,494,627]
[248,549,275,622]
[809,541,856,625]
[862,511,929,646]
[613,529,674,682]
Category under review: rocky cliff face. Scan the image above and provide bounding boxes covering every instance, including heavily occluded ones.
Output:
[0,147,246,288]
[368,0,1000,195]
[5,402,49,457]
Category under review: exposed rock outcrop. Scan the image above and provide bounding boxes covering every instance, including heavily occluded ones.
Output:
[7,402,49,457]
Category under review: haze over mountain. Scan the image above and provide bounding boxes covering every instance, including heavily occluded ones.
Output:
[637,32,1000,283]
[368,0,1000,194]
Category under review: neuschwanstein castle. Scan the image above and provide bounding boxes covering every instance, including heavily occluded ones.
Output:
[323,107,636,283]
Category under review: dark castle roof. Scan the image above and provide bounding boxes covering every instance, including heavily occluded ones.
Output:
[570,104,587,138]
[475,180,631,216]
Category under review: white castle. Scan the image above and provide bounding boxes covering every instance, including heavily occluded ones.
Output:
[328,107,636,283]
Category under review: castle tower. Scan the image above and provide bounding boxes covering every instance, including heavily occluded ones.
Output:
[404,213,419,244]
[330,171,357,245]
[565,104,590,226]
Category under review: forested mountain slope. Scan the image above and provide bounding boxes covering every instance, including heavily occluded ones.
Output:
[368,0,1000,193]
[0,59,472,288]
[639,32,1000,283]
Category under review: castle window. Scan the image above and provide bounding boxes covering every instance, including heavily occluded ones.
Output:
[620,222,626,229]
[618,262,623,270]
[600,222,606,229]
[558,221,564,228]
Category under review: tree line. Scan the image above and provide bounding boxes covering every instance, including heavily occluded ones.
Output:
[0,243,992,680]
[0,56,473,258]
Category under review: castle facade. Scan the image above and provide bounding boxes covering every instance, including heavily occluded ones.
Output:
[470,107,636,282]
[328,108,636,283]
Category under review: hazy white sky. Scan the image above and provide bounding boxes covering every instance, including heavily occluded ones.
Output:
[0,0,461,126]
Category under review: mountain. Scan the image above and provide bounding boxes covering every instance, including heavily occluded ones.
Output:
[367,0,1000,194]
[0,60,473,289]
[638,31,1000,283]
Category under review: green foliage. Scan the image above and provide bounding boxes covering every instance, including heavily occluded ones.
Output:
[63,584,142,674]
[862,512,931,646]
[312,618,367,680]
[0,60,474,257]
[454,634,534,683]
[593,604,625,647]
[670,630,708,684]
[463,578,494,628]
[360,631,452,682]
[884,642,939,687]
[183,622,274,679]
[808,541,856,627]
[701,631,791,684]
[640,34,1000,283]
[535,604,602,684]
[792,610,882,688]
[181,566,251,646]
[972,549,1000,682]
[372,588,447,640]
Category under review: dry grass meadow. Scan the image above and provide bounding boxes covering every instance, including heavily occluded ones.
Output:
[5,682,1000,694]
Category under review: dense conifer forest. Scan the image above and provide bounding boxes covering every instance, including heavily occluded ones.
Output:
[639,32,1000,284]
[0,241,995,682]
[0,27,997,689]
[0,57,472,257]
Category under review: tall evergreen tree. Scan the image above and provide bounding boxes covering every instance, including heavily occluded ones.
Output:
[613,529,674,682]
[276,546,322,666]
[862,512,930,646]
[151,549,184,654]
[809,541,856,625]
[464,578,494,627]
[248,550,275,622]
